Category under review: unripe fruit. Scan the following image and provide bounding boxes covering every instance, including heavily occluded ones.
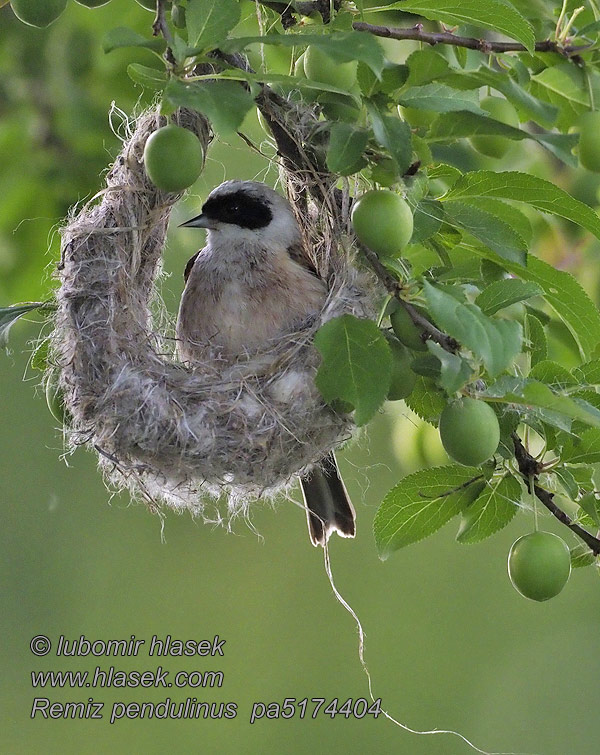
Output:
[143,125,203,193]
[10,0,67,27]
[351,190,413,257]
[439,397,500,466]
[471,96,519,159]
[74,0,112,7]
[387,337,417,400]
[576,111,600,173]
[508,532,571,601]
[390,305,427,351]
[304,45,357,90]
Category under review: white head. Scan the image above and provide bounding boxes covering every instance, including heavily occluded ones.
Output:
[180,180,302,250]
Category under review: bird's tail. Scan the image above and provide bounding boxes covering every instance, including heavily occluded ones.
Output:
[300,452,356,547]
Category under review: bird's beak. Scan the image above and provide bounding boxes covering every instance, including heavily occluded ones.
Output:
[179,213,216,230]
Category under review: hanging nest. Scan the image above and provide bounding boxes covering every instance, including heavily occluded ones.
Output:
[50,101,375,525]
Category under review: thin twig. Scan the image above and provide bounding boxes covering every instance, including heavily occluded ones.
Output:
[152,0,176,66]
[512,433,600,555]
[352,21,590,60]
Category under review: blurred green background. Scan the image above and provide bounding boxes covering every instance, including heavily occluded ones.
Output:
[2,2,600,754]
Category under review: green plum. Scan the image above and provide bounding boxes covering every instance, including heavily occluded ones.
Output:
[351,190,413,257]
[508,532,571,601]
[438,397,500,466]
[143,125,203,193]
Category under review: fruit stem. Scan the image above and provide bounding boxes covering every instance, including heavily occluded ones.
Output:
[512,433,600,555]
[530,475,539,532]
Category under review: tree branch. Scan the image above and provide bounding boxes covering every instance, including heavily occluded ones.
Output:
[352,21,590,60]
[209,32,596,557]
[152,0,176,66]
[358,243,459,353]
[511,433,600,555]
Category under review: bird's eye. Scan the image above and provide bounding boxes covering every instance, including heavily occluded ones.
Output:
[229,203,240,214]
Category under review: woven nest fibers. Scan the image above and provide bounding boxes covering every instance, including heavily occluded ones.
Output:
[50,106,373,525]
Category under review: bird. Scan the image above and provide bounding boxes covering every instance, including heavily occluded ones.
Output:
[176,179,355,547]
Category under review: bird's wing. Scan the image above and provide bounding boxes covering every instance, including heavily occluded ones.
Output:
[287,241,320,279]
[183,251,201,283]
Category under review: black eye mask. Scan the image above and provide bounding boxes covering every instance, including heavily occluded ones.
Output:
[201,191,273,230]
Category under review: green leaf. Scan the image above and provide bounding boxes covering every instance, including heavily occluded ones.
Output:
[127,64,168,91]
[404,375,448,424]
[529,360,576,389]
[464,198,532,245]
[186,0,241,51]
[429,113,577,166]
[573,360,600,387]
[215,68,361,100]
[164,79,254,135]
[405,48,450,87]
[456,474,520,543]
[380,0,535,52]
[103,27,167,54]
[496,408,519,459]
[222,32,385,77]
[530,64,588,130]
[475,279,541,315]
[380,63,410,94]
[366,103,412,175]
[314,315,392,426]
[31,338,50,372]
[441,170,600,242]
[448,66,557,127]
[508,257,600,361]
[374,465,484,558]
[525,313,547,368]
[443,200,528,266]
[578,492,600,528]
[423,282,522,377]
[398,84,484,114]
[411,199,444,243]
[0,303,49,348]
[484,377,600,430]
[428,162,463,184]
[554,467,579,500]
[426,341,472,394]
[570,543,596,569]
[326,123,368,176]
[562,428,600,464]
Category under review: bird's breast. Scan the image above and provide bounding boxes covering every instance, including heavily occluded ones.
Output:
[176,244,326,363]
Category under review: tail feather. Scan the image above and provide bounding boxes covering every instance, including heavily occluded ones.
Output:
[300,452,355,547]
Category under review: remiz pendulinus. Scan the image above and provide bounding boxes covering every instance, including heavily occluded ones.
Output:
[176,180,356,547]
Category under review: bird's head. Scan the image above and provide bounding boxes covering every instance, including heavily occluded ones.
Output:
[179,180,302,249]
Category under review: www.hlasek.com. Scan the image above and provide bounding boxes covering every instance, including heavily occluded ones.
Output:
[28,634,382,724]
